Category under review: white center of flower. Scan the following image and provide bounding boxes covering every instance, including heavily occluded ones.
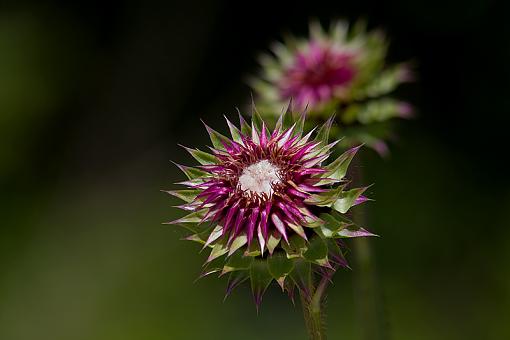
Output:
[238,160,280,195]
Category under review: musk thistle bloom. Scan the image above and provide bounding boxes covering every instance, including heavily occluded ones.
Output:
[251,20,413,155]
[165,110,375,309]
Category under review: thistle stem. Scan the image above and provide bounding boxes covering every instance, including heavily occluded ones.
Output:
[301,276,329,340]
[352,158,386,340]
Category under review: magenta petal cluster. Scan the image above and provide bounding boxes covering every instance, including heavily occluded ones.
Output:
[183,117,327,254]
[279,42,357,110]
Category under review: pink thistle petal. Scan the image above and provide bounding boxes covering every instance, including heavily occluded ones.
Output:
[222,201,240,235]
[259,202,271,240]
[196,186,229,200]
[303,153,330,167]
[354,195,370,206]
[257,224,266,255]
[276,201,299,224]
[297,127,317,146]
[288,188,310,199]
[229,208,246,244]
[276,124,296,148]
[297,184,328,193]
[290,142,321,162]
[300,168,328,176]
[247,207,259,246]
[207,200,227,220]
[251,121,260,145]
[260,121,268,147]
[288,223,307,240]
[282,135,299,151]
[284,201,307,223]
[271,213,288,243]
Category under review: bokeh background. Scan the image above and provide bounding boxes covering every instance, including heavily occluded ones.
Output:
[1,1,509,339]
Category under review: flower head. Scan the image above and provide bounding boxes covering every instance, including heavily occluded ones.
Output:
[251,20,414,156]
[166,110,375,308]
[278,41,358,110]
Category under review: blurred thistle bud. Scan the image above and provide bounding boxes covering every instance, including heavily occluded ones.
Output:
[250,20,414,155]
[165,109,376,310]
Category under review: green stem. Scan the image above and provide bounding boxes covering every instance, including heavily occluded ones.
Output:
[300,276,329,340]
[352,158,386,340]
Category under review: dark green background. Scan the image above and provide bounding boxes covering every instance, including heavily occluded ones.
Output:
[1,0,509,339]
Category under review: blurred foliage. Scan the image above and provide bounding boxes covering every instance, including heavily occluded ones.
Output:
[0,9,85,178]
[0,1,509,340]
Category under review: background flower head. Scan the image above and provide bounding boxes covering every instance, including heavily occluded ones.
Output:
[165,110,376,308]
[250,20,414,155]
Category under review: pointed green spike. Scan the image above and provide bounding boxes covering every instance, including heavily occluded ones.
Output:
[199,254,227,279]
[350,18,368,40]
[294,111,306,137]
[287,223,307,240]
[238,110,251,136]
[289,259,312,296]
[303,236,329,266]
[268,253,294,282]
[304,184,346,207]
[332,186,370,214]
[203,225,224,248]
[274,110,285,132]
[184,233,204,244]
[250,260,273,310]
[315,116,335,145]
[345,98,406,124]
[181,146,218,165]
[281,234,307,258]
[225,271,249,300]
[309,19,326,41]
[165,209,207,225]
[357,64,412,100]
[228,234,248,256]
[331,20,348,41]
[202,120,230,150]
[337,226,378,238]
[275,100,295,132]
[172,221,209,234]
[283,102,295,128]
[224,115,243,143]
[172,162,208,180]
[323,145,362,181]
[163,189,201,203]
[325,238,342,256]
[207,238,229,263]
[175,178,204,187]
[266,233,281,255]
[271,41,293,65]
[297,127,316,146]
[316,212,353,238]
[276,277,286,291]
[222,250,254,275]
[244,240,262,257]
[184,224,217,244]
[251,104,264,133]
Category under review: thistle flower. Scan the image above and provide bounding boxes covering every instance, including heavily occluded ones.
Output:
[250,20,413,155]
[165,110,375,310]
